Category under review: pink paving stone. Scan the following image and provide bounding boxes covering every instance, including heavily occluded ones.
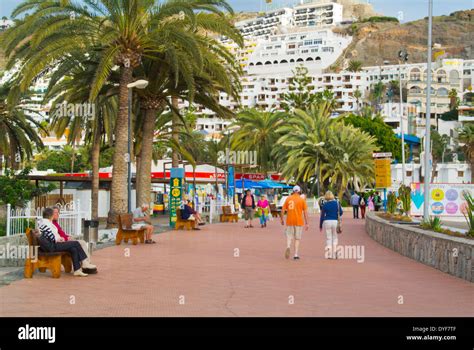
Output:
[0,214,472,317]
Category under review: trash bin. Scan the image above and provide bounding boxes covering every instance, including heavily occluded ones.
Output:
[83,219,99,257]
[83,219,99,243]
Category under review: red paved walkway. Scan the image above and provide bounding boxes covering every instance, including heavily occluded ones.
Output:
[0,215,472,316]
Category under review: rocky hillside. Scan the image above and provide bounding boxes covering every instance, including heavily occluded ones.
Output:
[334,9,474,69]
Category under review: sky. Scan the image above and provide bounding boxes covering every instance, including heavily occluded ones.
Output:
[0,0,473,22]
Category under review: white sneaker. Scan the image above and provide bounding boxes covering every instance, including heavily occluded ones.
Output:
[82,261,97,269]
[74,270,88,277]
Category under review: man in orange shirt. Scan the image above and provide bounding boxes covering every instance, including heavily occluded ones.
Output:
[280,185,309,260]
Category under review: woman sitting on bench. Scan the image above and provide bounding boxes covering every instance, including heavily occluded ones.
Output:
[38,208,95,277]
[52,206,97,273]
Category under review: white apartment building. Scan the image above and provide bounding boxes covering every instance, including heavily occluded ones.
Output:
[234,1,343,40]
[293,1,343,28]
[406,59,464,119]
[246,29,352,75]
[235,8,295,39]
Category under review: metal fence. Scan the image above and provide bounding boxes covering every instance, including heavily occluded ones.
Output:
[5,200,90,237]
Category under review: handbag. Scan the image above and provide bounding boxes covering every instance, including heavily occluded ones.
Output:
[336,200,342,234]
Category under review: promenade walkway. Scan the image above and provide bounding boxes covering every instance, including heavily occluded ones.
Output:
[0,215,472,317]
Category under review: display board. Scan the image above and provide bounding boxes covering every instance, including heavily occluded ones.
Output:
[410,183,473,217]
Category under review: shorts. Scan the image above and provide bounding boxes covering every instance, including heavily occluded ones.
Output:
[132,224,147,230]
[285,226,303,240]
[244,207,254,220]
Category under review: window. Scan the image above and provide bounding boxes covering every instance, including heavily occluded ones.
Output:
[406,171,412,177]
[458,171,464,178]
[304,40,313,46]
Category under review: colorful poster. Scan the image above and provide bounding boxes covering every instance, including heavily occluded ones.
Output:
[410,183,473,217]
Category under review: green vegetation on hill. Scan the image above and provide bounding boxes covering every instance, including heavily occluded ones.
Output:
[361,16,399,24]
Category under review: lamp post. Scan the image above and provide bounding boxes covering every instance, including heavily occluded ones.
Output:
[126,79,149,213]
[398,50,409,185]
[423,0,433,221]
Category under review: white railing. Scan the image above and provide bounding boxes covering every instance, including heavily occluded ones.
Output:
[193,197,237,224]
[5,199,90,237]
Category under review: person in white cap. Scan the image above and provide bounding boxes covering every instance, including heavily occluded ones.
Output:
[280,185,309,260]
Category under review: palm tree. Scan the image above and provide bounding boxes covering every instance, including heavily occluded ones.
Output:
[133,15,242,208]
[458,124,474,183]
[353,88,362,113]
[371,81,386,112]
[347,60,363,73]
[2,0,235,225]
[231,109,285,175]
[448,88,459,110]
[275,102,335,188]
[44,55,117,220]
[321,125,378,198]
[0,80,45,171]
[274,101,378,198]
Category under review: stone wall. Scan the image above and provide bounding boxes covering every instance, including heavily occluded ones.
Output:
[0,234,29,267]
[366,213,473,283]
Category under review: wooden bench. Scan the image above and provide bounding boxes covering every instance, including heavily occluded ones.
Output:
[24,228,73,279]
[220,205,238,223]
[270,203,281,218]
[115,214,146,245]
[175,208,196,230]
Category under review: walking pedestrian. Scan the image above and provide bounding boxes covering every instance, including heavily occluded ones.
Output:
[368,194,375,212]
[359,193,367,219]
[320,191,344,259]
[257,194,270,228]
[350,192,360,219]
[280,185,308,260]
[241,189,256,228]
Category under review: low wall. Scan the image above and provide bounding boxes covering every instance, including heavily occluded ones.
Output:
[366,212,473,283]
[0,234,28,267]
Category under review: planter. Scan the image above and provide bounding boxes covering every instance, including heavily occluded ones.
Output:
[366,212,473,283]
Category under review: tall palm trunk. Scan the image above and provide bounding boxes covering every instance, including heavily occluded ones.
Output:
[137,108,156,207]
[70,140,76,173]
[107,67,133,227]
[91,122,101,220]
[171,97,180,168]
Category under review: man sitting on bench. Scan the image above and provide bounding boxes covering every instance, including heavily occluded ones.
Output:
[38,208,96,277]
[52,206,97,274]
[132,204,155,244]
[182,200,205,230]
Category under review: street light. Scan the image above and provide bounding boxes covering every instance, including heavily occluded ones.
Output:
[126,79,149,213]
[423,0,433,221]
[398,49,409,185]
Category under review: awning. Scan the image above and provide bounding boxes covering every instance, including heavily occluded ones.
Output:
[236,179,265,189]
[259,179,292,189]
